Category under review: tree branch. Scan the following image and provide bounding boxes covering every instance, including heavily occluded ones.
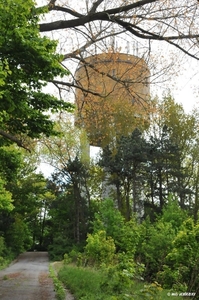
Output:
[39,0,158,32]
[113,18,199,60]
[48,0,57,9]
[39,5,199,43]
[49,6,84,17]
[90,0,104,13]
[0,129,31,152]
[51,79,113,98]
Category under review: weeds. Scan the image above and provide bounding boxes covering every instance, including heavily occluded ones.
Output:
[49,264,66,300]
[58,264,185,300]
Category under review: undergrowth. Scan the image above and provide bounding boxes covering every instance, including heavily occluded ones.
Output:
[58,264,182,300]
[49,264,66,300]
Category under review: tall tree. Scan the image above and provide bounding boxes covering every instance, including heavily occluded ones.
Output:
[145,125,184,211]
[40,117,92,244]
[147,96,198,210]
[100,128,148,220]
[0,0,73,149]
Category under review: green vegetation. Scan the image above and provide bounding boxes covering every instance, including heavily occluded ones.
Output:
[49,264,66,300]
[58,264,184,300]
[0,0,73,149]
[55,198,197,299]
[0,2,199,299]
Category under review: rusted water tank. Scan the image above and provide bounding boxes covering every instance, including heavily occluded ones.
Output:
[75,52,150,146]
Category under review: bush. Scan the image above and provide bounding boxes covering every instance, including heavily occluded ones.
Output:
[136,200,187,281]
[6,216,32,255]
[100,254,136,295]
[85,230,116,266]
[48,236,73,261]
[92,199,140,255]
[136,218,175,281]
[0,236,5,256]
[58,264,164,300]
[157,218,199,293]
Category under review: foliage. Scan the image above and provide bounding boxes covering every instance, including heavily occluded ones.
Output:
[58,264,167,300]
[146,96,196,210]
[0,146,22,182]
[85,230,116,266]
[6,215,32,255]
[92,199,125,244]
[49,264,66,300]
[40,119,92,246]
[0,236,5,255]
[99,129,148,219]
[0,177,13,211]
[0,146,22,214]
[136,199,187,281]
[0,236,14,270]
[99,101,195,218]
[0,0,73,148]
[158,218,199,294]
[100,253,137,296]
[137,282,163,300]
[48,235,73,261]
[58,265,108,300]
[160,196,188,231]
[0,237,6,267]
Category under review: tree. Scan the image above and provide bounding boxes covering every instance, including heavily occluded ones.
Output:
[40,117,94,246]
[0,146,23,243]
[38,0,199,101]
[144,96,197,213]
[145,125,183,211]
[11,172,54,250]
[100,129,149,219]
[0,0,73,150]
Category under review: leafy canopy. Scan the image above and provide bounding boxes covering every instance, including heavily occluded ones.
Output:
[0,0,73,148]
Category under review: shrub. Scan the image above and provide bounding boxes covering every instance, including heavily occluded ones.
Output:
[0,236,5,256]
[48,235,72,261]
[85,230,116,266]
[136,200,187,281]
[157,218,199,293]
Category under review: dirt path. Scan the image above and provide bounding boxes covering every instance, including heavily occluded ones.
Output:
[0,252,56,300]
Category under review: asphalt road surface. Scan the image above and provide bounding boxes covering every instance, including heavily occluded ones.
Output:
[0,252,56,300]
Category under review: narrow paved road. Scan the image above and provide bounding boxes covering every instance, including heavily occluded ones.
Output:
[0,252,56,300]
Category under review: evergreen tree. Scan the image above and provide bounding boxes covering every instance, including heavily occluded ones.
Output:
[100,128,149,220]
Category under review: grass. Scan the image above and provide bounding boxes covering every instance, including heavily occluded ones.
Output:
[58,264,109,300]
[49,264,66,300]
[0,254,16,271]
[58,264,185,300]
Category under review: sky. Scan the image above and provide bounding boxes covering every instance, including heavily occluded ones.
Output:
[173,73,199,113]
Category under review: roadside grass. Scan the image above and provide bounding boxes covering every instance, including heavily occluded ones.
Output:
[58,264,185,300]
[49,264,66,300]
[58,264,108,300]
[0,254,16,271]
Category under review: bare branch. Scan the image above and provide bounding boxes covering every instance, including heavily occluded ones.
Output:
[90,0,104,13]
[51,79,114,98]
[49,6,84,17]
[39,0,158,32]
[39,3,199,45]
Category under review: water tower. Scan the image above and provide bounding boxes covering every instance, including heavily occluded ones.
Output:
[75,51,150,147]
